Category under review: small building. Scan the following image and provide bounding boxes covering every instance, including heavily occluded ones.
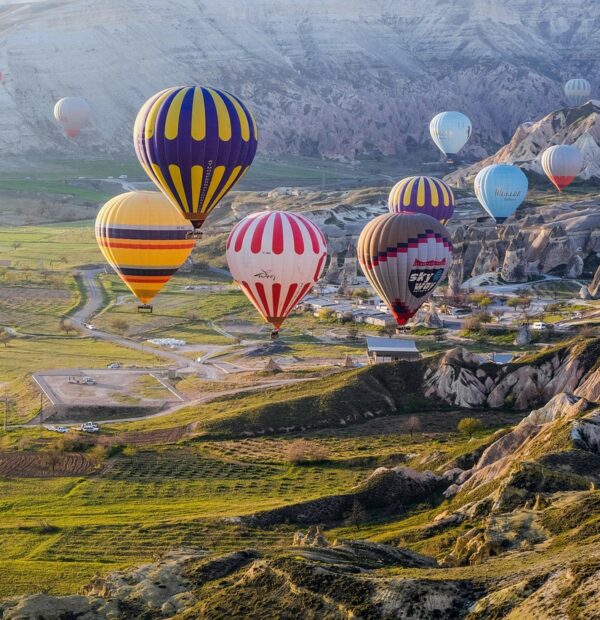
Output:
[364,313,397,328]
[366,337,421,364]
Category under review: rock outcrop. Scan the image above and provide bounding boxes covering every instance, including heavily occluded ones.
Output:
[424,341,600,411]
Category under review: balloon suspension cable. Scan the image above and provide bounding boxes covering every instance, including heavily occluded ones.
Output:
[186,228,203,240]
[270,329,280,341]
[137,304,153,314]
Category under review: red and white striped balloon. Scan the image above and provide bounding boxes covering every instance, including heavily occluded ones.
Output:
[226,211,327,332]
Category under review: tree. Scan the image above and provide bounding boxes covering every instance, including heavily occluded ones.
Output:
[58,318,77,335]
[406,415,421,437]
[111,318,129,334]
[352,288,371,301]
[347,325,359,340]
[0,329,13,347]
[284,439,329,464]
[46,448,63,473]
[345,498,367,530]
[458,417,483,438]
[317,308,335,322]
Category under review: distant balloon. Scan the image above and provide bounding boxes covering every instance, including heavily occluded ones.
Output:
[474,164,528,223]
[388,176,455,224]
[53,97,91,138]
[95,192,194,307]
[541,145,583,192]
[357,213,453,326]
[564,79,591,107]
[429,111,472,156]
[226,211,327,335]
[134,86,258,234]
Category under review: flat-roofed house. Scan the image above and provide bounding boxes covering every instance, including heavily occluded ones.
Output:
[366,337,421,364]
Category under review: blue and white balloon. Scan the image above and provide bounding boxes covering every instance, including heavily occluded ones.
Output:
[429,111,472,156]
[474,164,528,223]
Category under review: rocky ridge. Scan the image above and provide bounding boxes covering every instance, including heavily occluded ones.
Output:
[423,341,600,410]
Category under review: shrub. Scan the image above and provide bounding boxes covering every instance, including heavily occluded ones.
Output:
[458,417,483,438]
[88,444,108,465]
[284,439,330,464]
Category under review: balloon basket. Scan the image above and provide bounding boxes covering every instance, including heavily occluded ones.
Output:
[186,229,203,240]
[270,330,279,340]
[138,304,153,314]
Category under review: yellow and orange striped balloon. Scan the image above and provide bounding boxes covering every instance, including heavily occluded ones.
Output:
[95,192,194,305]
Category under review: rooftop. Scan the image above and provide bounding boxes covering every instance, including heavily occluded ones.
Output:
[366,337,419,353]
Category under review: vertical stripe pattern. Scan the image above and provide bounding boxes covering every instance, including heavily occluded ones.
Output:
[564,78,591,107]
[357,213,453,326]
[95,192,194,304]
[540,145,583,192]
[134,86,258,229]
[388,175,455,224]
[226,211,327,330]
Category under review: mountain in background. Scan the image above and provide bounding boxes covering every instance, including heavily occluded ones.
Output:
[447,101,600,184]
[0,0,598,160]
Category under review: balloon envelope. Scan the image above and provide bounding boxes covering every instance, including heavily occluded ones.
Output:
[357,213,453,326]
[429,111,472,156]
[564,79,591,107]
[95,192,194,305]
[134,86,258,231]
[388,176,455,224]
[54,97,91,138]
[540,145,583,192]
[226,211,327,330]
[474,164,528,223]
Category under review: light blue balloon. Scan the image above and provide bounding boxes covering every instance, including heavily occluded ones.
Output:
[430,111,472,156]
[474,164,528,223]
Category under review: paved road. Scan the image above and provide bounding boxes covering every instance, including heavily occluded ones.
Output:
[71,268,221,377]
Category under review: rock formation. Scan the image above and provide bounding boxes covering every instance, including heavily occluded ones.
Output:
[423,341,600,411]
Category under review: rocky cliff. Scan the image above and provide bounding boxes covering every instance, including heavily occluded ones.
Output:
[1,0,599,159]
[423,341,600,410]
[447,101,600,184]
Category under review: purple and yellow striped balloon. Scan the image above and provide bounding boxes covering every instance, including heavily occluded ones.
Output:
[134,86,258,232]
[388,176,455,225]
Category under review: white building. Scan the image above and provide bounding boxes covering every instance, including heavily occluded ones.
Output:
[366,337,421,364]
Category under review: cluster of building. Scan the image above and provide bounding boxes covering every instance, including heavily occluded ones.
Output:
[300,292,397,328]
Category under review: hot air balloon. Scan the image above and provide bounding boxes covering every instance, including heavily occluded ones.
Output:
[54,97,91,138]
[564,79,591,107]
[357,213,453,326]
[429,111,472,157]
[134,86,258,237]
[226,211,327,338]
[95,191,194,311]
[388,176,455,224]
[540,145,583,192]
[474,164,528,223]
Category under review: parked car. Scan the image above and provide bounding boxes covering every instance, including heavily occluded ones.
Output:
[81,376,96,385]
[185,285,194,290]
[44,424,57,432]
[531,322,551,331]
[55,426,70,433]
[85,323,96,330]
[107,362,121,369]
[572,311,583,319]
[80,422,100,433]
